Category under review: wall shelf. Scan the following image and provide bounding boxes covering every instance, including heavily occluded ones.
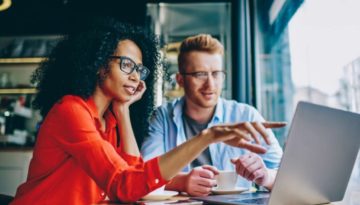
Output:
[0,88,36,94]
[0,58,47,64]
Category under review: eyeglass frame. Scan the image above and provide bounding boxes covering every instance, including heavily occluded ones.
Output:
[180,70,226,82]
[109,56,150,80]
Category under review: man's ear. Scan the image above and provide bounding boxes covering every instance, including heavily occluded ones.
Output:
[176,72,184,87]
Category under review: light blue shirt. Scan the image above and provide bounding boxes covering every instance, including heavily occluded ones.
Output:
[141,97,283,188]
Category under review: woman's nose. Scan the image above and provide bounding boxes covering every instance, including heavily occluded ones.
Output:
[129,69,140,81]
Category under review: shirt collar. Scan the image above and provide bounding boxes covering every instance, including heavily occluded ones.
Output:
[173,97,185,120]
[211,97,224,124]
[85,96,99,119]
[104,110,117,129]
[85,97,117,129]
[173,97,224,124]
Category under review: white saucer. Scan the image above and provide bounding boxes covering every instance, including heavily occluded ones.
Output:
[211,187,248,195]
[141,190,178,201]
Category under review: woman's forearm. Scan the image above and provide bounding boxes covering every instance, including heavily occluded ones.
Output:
[115,107,140,156]
[158,122,286,181]
[158,132,212,180]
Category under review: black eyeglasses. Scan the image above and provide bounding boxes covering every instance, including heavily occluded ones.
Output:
[109,56,150,80]
[181,71,226,82]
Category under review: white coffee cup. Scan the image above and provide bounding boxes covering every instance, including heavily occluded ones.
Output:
[148,185,165,195]
[215,170,237,190]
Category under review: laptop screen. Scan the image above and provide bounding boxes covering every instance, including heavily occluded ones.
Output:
[193,102,360,205]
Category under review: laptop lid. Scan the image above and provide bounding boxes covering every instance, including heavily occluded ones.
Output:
[193,101,360,205]
[268,101,360,204]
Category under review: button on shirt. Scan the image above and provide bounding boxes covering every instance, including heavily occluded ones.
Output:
[11,95,167,205]
[141,97,283,188]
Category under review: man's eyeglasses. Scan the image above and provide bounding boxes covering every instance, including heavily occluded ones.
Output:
[181,71,226,82]
[109,56,150,80]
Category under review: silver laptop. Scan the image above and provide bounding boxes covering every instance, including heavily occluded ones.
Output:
[193,101,360,205]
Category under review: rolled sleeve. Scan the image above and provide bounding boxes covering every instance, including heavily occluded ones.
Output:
[108,157,168,202]
[248,106,283,169]
[118,150,144,166]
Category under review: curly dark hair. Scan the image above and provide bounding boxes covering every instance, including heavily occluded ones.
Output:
[31,18,161,144]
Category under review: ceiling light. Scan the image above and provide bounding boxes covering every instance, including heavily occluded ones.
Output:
[0,0,12,12]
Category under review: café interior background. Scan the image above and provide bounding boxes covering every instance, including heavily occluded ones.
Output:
[0,0,359,200]
[0,0,359,147]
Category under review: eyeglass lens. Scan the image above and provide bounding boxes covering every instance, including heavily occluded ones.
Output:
[119,57,149,80]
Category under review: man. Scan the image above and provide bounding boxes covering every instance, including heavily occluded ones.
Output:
[141,34,283,196]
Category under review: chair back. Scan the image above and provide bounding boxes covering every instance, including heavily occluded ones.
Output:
[0,194,14,205]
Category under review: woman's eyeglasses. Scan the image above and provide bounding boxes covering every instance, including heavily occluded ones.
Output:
[109,56,150,80]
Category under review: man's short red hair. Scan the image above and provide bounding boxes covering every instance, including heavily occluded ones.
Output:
[178,34,224,72]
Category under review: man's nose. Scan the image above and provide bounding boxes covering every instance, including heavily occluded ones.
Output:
[204,73,216,88]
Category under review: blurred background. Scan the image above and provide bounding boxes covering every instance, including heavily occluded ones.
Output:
[0,0,359,203]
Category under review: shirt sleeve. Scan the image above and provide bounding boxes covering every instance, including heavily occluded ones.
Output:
[117,149,144,166]
[247,106,283,169]
[46,99,168,202]
[140,108,167,161]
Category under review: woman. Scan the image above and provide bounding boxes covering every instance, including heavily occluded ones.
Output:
[10,19,284,204]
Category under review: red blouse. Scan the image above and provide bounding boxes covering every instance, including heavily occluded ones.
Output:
[11,95,167,205]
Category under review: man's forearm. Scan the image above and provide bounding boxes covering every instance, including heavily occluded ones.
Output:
[115,107,140,156]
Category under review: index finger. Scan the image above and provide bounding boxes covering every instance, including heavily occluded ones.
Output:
[239,141,267,154]
[199,168,216,179]
[262,121,287,128]
[202,165,220,175]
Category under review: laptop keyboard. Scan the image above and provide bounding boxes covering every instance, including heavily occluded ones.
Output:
[230,197,269,204]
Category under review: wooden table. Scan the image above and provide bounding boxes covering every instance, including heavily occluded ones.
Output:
[95,170,360,205]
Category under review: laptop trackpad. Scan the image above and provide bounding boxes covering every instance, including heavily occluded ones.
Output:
[192,191,270,205]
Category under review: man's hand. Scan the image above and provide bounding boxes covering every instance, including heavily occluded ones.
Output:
[231,153,275,189]
[184,165,219,196]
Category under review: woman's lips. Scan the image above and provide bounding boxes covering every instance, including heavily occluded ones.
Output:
[124,85,136,95]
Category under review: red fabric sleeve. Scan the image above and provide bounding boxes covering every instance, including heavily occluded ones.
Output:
[46,98,168,202]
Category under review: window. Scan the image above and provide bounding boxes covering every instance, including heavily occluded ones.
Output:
[254,0,360,146]
[146,2,232,106]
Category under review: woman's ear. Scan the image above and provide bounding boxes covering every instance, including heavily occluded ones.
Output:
[176,72,184,87]
[97,67,108,83]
